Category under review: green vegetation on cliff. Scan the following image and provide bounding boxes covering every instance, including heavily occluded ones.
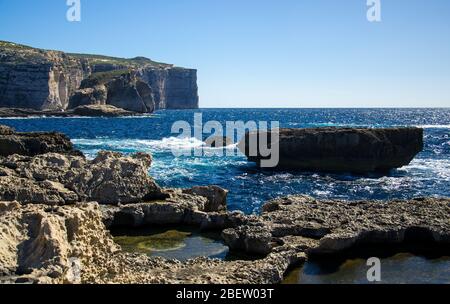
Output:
[0,40,172,69]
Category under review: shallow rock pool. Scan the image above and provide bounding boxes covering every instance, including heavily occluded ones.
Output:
[112,227,230,261]
[283,252,450,284]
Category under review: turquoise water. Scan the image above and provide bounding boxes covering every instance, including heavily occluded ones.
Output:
[1,108,449,214]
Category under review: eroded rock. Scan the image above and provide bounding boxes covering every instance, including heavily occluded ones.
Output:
[0,151,162,205]
[239,128,424,172]
[0,201,120,284]
[224,195,450,256]
[0,125,81,157]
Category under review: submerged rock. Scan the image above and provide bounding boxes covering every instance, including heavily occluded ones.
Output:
[239,127,424,172]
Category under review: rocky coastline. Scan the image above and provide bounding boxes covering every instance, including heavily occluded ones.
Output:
[0,125,449,284]
[0,105,144,118]
[0,41,199,115]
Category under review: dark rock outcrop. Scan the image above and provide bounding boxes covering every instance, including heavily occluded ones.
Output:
[239,127,424,172]
[0,41,199,113]
[0,125,80,157]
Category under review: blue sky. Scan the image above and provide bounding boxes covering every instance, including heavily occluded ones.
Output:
[0,0,449,108]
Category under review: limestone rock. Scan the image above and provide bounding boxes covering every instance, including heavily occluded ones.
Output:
[222,225,273,256]
[0,202,120,283]
[68,85,107,108]
[0,125,15,135]
[223,195,450,256]
[104,74,154,113]
[182,185,228,212]
[0,151,162,205]
[239,127,424,172]
[0,41,198,113]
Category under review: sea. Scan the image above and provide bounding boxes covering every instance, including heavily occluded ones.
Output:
[1,108,449,215]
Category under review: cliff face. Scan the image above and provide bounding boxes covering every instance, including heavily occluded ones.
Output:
[0,41,199,112]
[139,67,198,110]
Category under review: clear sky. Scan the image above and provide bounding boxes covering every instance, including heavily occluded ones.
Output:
[0,0,449,108]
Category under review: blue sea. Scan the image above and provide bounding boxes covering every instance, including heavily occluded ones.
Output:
[1,108,449,214]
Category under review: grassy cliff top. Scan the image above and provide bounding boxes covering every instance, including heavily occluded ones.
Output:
[0,40,173,68]
[68,53,172,69]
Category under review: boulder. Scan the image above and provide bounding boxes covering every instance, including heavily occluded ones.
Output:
[0,151,162,205]
[182,185,228,212]
[0,125,81,157]
[68,85,108,108]
[0,125,14,135]
[222,225,273,256]
[239,127,424,172]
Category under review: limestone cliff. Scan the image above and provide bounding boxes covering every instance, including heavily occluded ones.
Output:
[0,41,199,112]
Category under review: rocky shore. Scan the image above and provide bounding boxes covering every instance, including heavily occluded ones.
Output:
[0,125,448,284]
[0,105,146,118]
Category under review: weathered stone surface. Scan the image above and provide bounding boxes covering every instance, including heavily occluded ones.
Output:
[0,151,162,205]
[224,195,450,256]
[0,125,80,157]
[239,127,424,172]
[104,187,244,230]
[182,185,228,212]
[222,225,273,256]
[0,42,89,110]
[0,125,14,135]
[1,192,449,284]
[137,67,199,110]
[68,85,107,108]
[0,202,120,283]
[0,198,306,284]
[102,73,154,113]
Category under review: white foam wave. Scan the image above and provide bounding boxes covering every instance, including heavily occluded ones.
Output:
[417,125,450,129]
[72,136,238,153]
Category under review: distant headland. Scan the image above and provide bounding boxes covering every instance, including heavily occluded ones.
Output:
[0,41,199,116]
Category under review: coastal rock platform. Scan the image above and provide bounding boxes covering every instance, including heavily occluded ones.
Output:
[0,125,448,284]
[239,128,424,172]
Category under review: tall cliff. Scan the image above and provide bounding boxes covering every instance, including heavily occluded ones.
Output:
[0,41,199,112]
